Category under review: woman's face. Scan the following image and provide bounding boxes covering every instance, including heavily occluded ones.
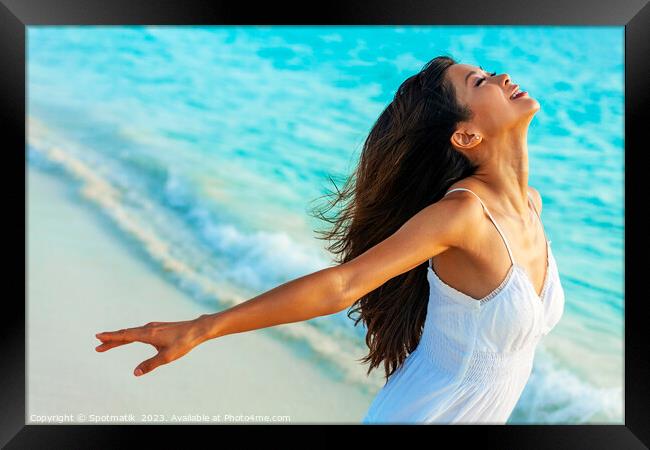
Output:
[446,63,540,140]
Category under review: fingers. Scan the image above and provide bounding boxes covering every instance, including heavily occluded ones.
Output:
[95,322,171,353]
[95,341,127,352]
[134,352,169,377]
[95,327,148,344]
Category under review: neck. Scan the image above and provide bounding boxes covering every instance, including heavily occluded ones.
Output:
[470,129,531,218]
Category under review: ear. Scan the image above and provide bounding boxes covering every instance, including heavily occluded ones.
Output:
[450,129,482,150]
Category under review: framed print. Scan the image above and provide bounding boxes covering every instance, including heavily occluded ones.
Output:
[2,0,648,447]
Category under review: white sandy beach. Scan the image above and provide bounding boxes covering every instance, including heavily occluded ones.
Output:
[27,167,374,424]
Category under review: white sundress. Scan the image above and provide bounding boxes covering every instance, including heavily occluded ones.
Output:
[362,187,565,424]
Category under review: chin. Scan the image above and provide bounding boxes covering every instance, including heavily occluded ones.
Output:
[525,96,541,111]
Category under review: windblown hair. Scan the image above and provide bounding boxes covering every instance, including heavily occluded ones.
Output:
[308,55,480,382]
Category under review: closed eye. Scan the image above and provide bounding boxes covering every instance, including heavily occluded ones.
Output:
[476,71,497,86]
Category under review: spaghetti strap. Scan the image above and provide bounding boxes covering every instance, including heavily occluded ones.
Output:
[438,187,516,266]
[526,190,549,243]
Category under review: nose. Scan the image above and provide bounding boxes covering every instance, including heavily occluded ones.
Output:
[500,73,511,86]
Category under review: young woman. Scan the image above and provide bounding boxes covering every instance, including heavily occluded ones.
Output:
[94,55,565,424]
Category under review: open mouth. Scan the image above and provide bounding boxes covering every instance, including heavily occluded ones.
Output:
[510,88,528,100]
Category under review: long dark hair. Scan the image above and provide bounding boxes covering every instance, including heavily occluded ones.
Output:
[308,55,480,382]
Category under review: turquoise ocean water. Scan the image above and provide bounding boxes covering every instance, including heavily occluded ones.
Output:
[27,26,624,424]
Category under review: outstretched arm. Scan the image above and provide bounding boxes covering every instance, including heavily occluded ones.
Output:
[193,266,346,342]
[95,266,345,377]
[95,192,480,377]
[195,191,481,343]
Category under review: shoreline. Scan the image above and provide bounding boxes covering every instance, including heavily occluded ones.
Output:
[27,166,373,424]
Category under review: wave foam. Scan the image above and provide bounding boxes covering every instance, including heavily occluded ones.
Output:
[28,115,386,395]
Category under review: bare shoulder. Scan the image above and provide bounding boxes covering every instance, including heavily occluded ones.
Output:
[426,188,487,250]
[527,185,543,214]
[334,187,486,307]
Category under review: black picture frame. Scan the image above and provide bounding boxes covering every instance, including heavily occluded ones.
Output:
[3,0,647,447]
